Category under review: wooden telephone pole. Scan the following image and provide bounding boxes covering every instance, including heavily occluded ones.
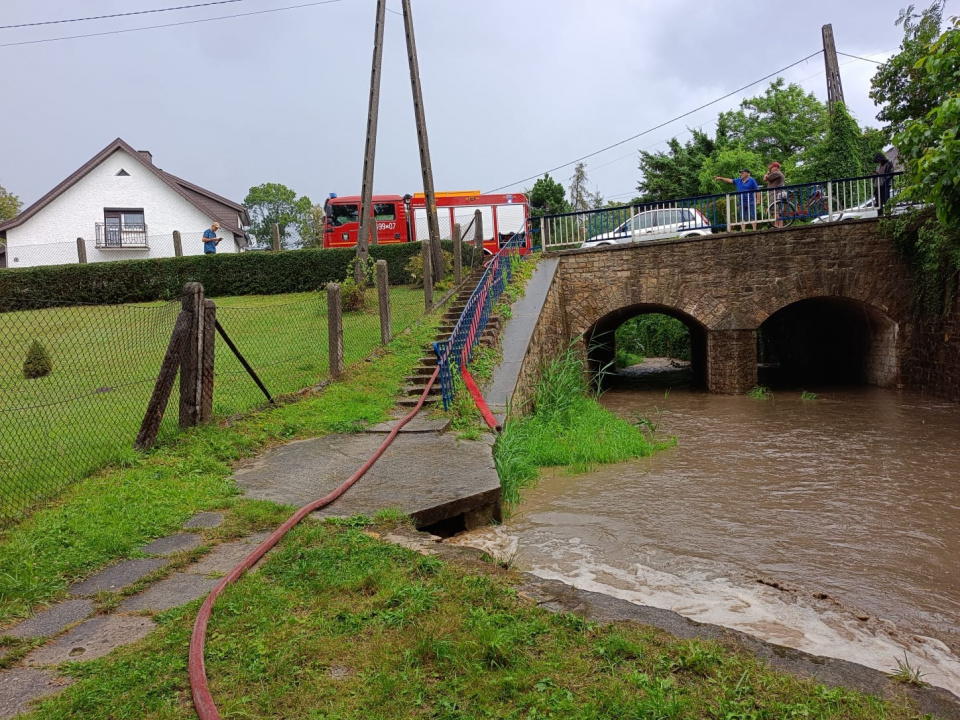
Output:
[822,24,845,113]
[356,0,388,280]
[402,0,444,283]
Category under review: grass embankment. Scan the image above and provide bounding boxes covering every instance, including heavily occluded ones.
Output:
[0,313,436,627]
[494,349,673,506]
[0,287,424,521]
[23,516,926,719]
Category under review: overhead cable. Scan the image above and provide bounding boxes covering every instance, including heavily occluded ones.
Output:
[0,0,345,48]
[0,0,247,30]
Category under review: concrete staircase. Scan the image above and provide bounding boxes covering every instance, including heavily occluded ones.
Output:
[397,268,502,410]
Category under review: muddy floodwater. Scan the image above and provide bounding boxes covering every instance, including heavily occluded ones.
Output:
[459,372,960,694]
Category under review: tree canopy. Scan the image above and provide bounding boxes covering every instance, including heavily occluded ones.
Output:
[528,173,569,216]
[716,78,828,162]
[804,102,866,181]
[637,130,715,202]
[895,14,960,229]
[870,1,949,142]
[0,183,21,223]
[243,183,313,249]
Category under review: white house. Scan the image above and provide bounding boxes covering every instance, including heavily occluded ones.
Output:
[0,138,250,268]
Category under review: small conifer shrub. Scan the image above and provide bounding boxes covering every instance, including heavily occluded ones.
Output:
[23,340,53,379]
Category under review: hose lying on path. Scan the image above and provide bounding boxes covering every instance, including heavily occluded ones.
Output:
[188,367,440,720]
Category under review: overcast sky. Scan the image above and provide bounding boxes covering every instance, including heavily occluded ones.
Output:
[0,0,922,210]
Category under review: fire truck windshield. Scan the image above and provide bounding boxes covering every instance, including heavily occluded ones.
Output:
[330,203,359,226]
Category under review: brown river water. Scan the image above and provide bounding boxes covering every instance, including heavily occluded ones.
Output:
[453,370,960,694]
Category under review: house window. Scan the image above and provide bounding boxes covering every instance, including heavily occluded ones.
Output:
[97,208,147,248]
[115,169,130,176]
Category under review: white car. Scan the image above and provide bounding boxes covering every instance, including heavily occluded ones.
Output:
[581,207,712,248]
[811,197,921,223]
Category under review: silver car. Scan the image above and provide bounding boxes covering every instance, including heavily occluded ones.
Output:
[581,207,712,248]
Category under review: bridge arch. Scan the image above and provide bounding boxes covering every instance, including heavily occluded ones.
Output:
[585,304,708,386]
[758,296,900,387]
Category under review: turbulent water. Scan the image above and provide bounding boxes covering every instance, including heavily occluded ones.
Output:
[452,372,960,694]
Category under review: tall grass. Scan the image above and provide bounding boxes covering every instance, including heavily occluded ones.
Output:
[494,348,670,507]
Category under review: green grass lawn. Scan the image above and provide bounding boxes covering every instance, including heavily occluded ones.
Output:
[21,517,928,720]
[0,288,424,523]
[0,315,437,626]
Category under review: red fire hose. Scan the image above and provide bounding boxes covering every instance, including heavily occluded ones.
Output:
[188,367,440,719]
[461,368,501,433]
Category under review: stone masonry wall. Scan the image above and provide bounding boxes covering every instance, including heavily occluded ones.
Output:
[902,291,960,402]
[510,268,568,413]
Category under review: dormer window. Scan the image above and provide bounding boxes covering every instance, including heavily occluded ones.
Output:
[115,169,130,176]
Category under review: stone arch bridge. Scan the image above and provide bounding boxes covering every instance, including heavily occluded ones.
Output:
[519,219,929,395]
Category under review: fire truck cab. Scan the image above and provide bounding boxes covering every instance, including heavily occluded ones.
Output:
[322,191,530,254]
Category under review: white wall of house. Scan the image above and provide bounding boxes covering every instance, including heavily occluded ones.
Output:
[3,148,242,268]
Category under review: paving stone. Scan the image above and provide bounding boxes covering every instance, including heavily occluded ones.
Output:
[68,559,167,597]
[0,668,73,720]
[184,541,254,576]
[26,615,156,666]
[183,511,224,529]
[6,600,93,639]
[140,533,203,556]
[120,573,219,613]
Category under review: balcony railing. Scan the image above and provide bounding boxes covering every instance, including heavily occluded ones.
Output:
[95,223,148,249]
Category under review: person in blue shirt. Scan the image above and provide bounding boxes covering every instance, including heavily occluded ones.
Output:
[714,169,760,231]
[202,222,221,254]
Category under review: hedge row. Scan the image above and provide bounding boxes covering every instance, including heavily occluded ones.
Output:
[0,242,477,312]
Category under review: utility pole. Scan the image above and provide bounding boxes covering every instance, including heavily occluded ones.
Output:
[356,0,388,281]
[401,0,443,283]
[822,24,845,113]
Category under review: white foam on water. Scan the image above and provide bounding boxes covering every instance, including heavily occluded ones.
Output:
[450,527,960,695]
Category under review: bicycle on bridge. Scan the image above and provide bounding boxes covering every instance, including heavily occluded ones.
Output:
[767,186,828,227]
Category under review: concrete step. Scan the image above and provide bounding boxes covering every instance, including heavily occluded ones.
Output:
[402,384,442,398]
[396,394,440,409]
[410,365,437,376]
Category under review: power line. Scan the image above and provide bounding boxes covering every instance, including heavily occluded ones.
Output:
[485,50,823,193]
[0,0,247,30]
[0,0,345,48]
[837,51,885,65]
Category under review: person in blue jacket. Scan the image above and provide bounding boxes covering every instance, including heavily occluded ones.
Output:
[714,169,760,231]
[203,222,221,254]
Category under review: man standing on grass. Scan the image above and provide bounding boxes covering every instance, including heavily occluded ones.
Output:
[203,222,221,254]
[714,169,760,231]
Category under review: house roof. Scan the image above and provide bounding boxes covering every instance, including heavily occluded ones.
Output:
[0,138,250,236]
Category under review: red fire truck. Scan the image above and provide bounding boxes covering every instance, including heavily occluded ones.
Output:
[322,190,530,254]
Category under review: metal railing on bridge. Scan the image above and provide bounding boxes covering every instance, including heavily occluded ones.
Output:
[538,172,908,251]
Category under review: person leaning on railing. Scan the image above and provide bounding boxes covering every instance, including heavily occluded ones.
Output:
[873,152,895,216]
[763,162,786,228]
[714,169,759,231]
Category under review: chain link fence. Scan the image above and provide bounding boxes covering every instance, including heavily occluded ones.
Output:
[0,301,183,520]
[0,283,426,523]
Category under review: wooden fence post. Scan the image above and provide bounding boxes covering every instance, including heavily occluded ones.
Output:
[76,238,87,264]
[376,260,392,345]
[173,230,183,257]
[179,282,203,430]
[136,311,191,451]
[200,299,216,423]
[327,283,344,380]
[422,238,433,310]
[452,223,462,284]
[474,209,484,257]
[271,223,281,252]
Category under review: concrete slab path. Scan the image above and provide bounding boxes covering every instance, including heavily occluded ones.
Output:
[0,668,72,720]
[234,433,500,528]
[6,600,93,640]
